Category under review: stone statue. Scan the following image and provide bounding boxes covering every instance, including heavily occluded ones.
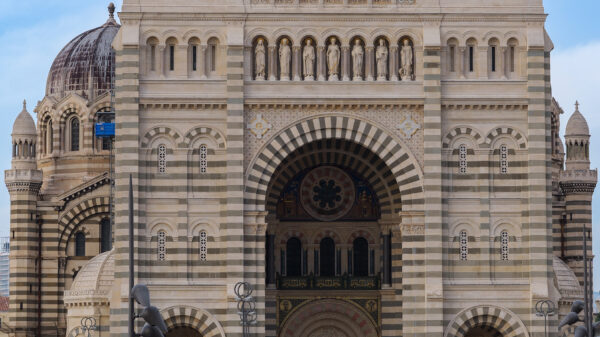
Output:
[375,39,388,80]
[327,37,340,81]
[254,38,266,80]
[351,39,364,80]
[400,39,414,81]
[303,39,315,80]
[279,38,291,80]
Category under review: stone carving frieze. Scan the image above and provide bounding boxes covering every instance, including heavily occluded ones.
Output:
[244,106,424,172]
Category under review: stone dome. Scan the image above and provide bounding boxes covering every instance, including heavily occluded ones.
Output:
[45,4,119,99]
[553,256,583,299]
[12,101,36,137]
[64,249,114,305]
[565,103,590,137]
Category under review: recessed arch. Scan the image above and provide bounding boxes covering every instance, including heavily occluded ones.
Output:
[444,305,529,337]
[245,115,424,213]
[181,126,226,149]
[58,196,110,254]
[485,126,528,149]
[443,126,485,149]
[161,305,226,337]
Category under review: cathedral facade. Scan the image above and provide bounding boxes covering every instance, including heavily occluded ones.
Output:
[4,0,597,337]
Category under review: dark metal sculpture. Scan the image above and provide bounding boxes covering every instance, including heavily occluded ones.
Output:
[80,317,97,337]
[234,282,257,337]
[535,300,556,337]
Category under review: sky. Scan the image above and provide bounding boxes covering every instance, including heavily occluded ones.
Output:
[0,0,599,288]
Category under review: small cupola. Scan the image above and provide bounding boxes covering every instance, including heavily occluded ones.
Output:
[565,101,591,170]
[11,100,37,169]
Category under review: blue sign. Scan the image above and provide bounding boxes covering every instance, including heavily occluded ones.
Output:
[95,123,115,137]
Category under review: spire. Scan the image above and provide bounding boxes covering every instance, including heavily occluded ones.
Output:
[575,100,580,112]
[22,99,26,112]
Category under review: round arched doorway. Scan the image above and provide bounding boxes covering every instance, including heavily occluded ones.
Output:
[280,299,378,337]
[464,326,503,337]
[165,326,202,337]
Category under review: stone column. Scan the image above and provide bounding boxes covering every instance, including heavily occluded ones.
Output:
[500,47,507,79]
[317,46,326,81]
[292,45,301,81]
[244,46,253,81]
[390,46,398,81]
[175,45,187,77]
[459,46,466,79]
[158,45,166,77]
[341,46,350,81]
[198,45,207,79]
[365,46,374,81]
[478,46,487,79]
[268,46,277,81]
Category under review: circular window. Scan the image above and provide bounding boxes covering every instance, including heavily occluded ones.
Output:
[300,166,355,221]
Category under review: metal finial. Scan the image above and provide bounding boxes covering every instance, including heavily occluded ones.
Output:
[575,101,580,112]
[22,100,27,111]
[108,3,115,18]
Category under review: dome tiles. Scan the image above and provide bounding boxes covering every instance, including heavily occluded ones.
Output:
[64,249,114,305]
[565,103,590,137]
[45,4,119,99]
[12,100,36,137]
[552,256,583,299]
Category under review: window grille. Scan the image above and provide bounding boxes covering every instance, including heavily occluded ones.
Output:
[500,145,508,174]
[459,230,468,261]
[158,144,167,174]
[501,231,509,261]
[158,231,166,261]
[200,145,207,173]
[200,231,207,261]
[459,144,467,174]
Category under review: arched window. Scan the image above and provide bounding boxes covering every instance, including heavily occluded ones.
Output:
[158,144,167,174]
[147,37,159,73]
[459,144,467,174]
[188,37,200,74]
[166,37,177,72]
[207,38,219,74]
[46,119,53,154]
[286,237,302,276]
[70,118,80,151]
[466,38,477,74]
[507,38,519,75]
[501,230,509,261]
[500,144,508,174]
[319,237,335,276]
[157,230,166,261]
[447,38,458,73]
[488,39,499,73]
[459,230,468,261]
[199,231,207,261]
[75,232,86,257]
[353,237,369,277]
[100,218,111,253]
[200,144,208,173]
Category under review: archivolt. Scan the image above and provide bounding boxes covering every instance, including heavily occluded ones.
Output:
[443,305,529,337]
[265,139,402,216]
[161,305,226,337]
[58,196,110,254]
[245,115,424,213]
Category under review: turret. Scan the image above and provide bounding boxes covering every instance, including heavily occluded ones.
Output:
[4,101,42,337]
[560,102,597,286]
[565,101,590,170]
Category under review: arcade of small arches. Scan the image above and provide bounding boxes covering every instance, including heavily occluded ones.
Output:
[38,106,114,158]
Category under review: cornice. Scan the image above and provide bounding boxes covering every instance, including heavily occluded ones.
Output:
[139,102,227,110]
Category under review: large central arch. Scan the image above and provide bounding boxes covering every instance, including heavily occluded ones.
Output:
[280,299,378,337]
[245,115,424,213]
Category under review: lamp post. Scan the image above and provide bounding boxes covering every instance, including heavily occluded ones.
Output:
[234,282,257,337]
[535,300,556,337]
[81,317,97,337]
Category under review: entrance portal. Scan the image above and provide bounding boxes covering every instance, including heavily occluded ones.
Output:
[464,326,503,337]
[165,326,202,337]
[279,299,378,337]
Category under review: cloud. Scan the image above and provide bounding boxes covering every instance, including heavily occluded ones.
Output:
[551,40,600,290]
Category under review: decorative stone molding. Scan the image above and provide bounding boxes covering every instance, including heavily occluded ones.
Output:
[248,113,273,139]
[560,169,598,193]
[397,115,420,139]
[139,102,226,110]
[401,223,424,235]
